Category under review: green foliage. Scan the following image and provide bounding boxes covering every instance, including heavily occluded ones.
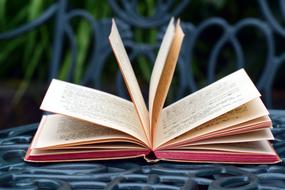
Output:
[0,0,160,95]
[60,0,112,83]
[2,0,284,127]
[0,0,6,25]
[0,0,270,103]
[14,0,47,104]
[0,0,53,105]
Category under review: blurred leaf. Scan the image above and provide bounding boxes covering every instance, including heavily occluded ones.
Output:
[138,56,151,81]
[24,0,44,61]
[148,29,157,45]
[74,21,90,83]
[12,43,44,105]
[28,0,43,19]
[87,0,111,18]
[39,25,51,80]
[133,28,150,82]
[10,6,27,26]
[146,0,156,45]
[146,0,155,16]
[0,3,27,77]
[0,38,25,64]
[58,0,112,83]
[59,51,72,80]
[12,0,49,104]
[0,38,27,78]
[0,0,6,26]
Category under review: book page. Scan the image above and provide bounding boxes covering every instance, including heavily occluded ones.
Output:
[109,19,150,143]
[182,128,274,146]
[55,142,147,150]
[163,116,271,149]
[177,140,274,154]
[28,148,150,162]
[40,79,149,145]
[33,114,143,149]
[154,69,261,148]
[30,148,148,156]
[199,117,271,138]
[149,20,185,143]
[149,18,175,134]
[163,98,270,148]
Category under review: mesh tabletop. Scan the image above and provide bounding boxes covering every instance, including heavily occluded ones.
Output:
[0,110,285,190]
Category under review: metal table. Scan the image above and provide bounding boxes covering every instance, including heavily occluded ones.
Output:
[0,110,284,189]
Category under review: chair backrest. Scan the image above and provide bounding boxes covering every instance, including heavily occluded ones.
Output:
[1,0,284,108]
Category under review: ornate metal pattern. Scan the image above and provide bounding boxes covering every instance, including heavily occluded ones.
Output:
[1,0,285,108]
[0,110,284,189]
[1,1,285,188]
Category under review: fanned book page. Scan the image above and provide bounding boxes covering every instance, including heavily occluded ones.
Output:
[148,18,176,136]
[154,69,262,148]
[109,19,150,143]
[25,18,281,164]
[149,20,185,141]
[163,98,270,148]
[40,79,148,145]
[32,114,145,149]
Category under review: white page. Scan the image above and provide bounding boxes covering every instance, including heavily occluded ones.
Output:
[149,20,185,143]
[40,79,148,145]
[33,114,142,149]
[148,18,175,133]
[164,98,270,147]
[178,140,275,154]
[109,19,150,142]
[154,69,261,148]
[185,128,273,145]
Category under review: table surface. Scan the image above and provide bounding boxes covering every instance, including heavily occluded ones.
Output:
[0,110,285,190]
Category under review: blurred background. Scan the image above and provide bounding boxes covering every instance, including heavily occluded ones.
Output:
[0,0,285,129]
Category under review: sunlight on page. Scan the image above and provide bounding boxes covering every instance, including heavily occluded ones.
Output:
[154,69,261,148]
[109,19,150,142]
[40,79,148,144]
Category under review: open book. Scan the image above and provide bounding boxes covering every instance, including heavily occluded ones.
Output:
[25,18,280,164]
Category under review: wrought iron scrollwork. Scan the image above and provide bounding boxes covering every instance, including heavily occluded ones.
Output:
[1,1,285,188]
[0,110,284,189]
[1,0,285,107]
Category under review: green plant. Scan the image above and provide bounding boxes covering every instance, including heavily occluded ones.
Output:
[0,0,53,105]
[0,0,272,106]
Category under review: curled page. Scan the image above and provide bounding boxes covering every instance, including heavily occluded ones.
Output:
[149,20,185,143]
[154,69,261,148]
[149,18,175,132]
[40,79,148,145]
[33,114,144,149]
[109,19,150,143]
[164,98,270,148]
